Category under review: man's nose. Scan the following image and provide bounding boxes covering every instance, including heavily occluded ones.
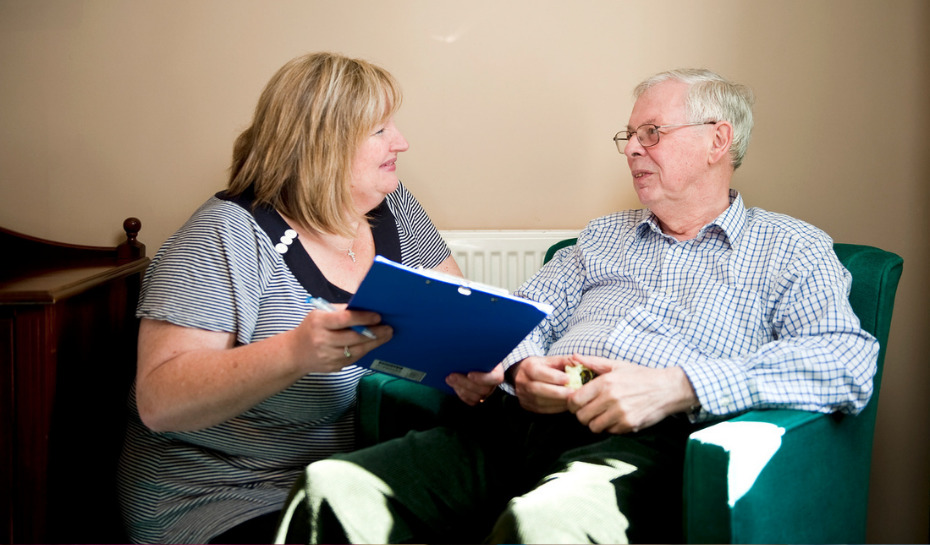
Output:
[624,133,646,158]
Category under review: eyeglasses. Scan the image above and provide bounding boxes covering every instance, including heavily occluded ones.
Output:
[613,121,717,154]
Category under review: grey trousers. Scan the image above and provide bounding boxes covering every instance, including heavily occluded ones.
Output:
[276,391,694,544]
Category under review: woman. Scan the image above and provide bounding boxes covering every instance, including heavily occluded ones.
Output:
[117,52,461,544]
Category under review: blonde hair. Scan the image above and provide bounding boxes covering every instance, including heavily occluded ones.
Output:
[228,52,402,236]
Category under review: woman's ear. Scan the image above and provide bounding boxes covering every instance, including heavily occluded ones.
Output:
[708,121,734,166]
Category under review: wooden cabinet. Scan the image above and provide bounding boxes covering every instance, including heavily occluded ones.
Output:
[1,219,149,544]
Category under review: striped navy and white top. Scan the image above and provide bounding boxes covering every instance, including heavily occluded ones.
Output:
[117,182,450,544]
[504,190,878,418]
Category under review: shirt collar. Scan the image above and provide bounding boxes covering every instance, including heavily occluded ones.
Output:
[636,189,746,246]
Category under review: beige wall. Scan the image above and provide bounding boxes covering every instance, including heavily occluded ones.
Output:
[1,0,927,541]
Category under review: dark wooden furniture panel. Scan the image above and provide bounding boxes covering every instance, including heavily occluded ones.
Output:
[1,219,149,544]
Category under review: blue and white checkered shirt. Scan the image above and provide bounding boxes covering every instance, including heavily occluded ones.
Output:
[504,190,878,420]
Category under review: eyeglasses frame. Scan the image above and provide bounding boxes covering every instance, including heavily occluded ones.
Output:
[613,121,717,153]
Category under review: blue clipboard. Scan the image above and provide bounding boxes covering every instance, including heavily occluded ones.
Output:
[348,255,553,393]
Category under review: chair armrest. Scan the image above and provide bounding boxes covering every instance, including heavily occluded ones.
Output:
[356,373,459,448]
[684,408,872,544]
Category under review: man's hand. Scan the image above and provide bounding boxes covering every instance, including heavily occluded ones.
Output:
[566,354,699,434]
[445,364,505,406]
[509,355,578,414]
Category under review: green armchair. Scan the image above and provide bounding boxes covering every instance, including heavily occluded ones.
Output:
[355,242,903,543]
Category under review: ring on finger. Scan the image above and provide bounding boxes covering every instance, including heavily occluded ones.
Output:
[344,346,351,358]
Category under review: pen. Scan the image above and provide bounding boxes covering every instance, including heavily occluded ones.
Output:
[308,296,377,339]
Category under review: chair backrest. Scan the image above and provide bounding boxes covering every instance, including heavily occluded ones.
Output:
[543,237,577,264]
[832,243,903,400]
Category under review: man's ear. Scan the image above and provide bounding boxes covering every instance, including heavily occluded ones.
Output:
[708,121,733,165]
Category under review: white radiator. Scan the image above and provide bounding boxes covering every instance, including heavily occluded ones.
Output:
[439,229,580,292]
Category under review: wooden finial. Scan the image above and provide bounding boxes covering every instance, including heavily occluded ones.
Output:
[118,217,145,260]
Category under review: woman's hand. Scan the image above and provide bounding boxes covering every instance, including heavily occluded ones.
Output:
[291,303,393,373]
[445,364,504,406]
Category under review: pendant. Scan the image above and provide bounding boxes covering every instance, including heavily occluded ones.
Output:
[347,248,356,263]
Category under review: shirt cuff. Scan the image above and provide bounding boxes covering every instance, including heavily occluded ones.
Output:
[497,341,545,396]
[678,356,753,419]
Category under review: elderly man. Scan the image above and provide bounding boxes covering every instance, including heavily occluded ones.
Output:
[277,69,878,544]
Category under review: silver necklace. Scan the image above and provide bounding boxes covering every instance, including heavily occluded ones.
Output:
[342,243,357,263]
[331,223,360,262]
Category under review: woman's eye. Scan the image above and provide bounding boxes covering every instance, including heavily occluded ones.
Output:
[373,128,385,136]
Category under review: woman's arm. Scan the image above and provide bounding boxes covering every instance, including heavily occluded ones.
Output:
[432,254,463,277]
[136,308,392,433]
